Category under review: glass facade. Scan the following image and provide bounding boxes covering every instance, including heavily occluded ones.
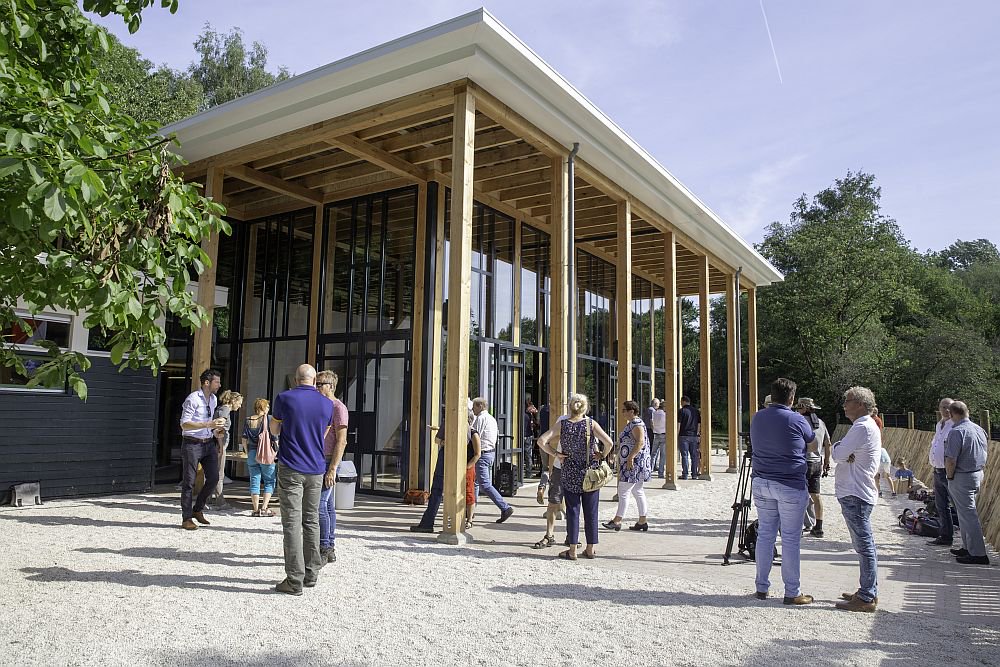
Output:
[576,250,617,434]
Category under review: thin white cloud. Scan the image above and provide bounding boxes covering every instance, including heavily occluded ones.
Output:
[721,154,806,238]
[622,0,684,49]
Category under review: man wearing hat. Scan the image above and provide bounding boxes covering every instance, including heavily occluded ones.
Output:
[795,397,832,537]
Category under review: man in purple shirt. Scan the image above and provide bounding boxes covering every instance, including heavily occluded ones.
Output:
[749,377,816,606]
[269,364,333,595]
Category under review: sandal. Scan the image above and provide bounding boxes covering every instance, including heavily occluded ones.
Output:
[251,510,261,517]
[558,550,577,561]
[582,550,596,559]
[261,509,275,517]
[532,535,556,549]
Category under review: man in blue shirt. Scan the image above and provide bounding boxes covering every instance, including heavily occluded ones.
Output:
[749,378,816,606]
[269,364,334,595]
[945,401,990,565]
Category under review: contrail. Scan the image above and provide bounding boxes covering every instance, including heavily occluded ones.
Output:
[759,0,784,84]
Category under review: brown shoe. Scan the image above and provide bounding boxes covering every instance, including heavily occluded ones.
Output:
[193,511,211,525]
[782,594,814,605]
[841,592,879,604]
[182,519,198,530]
[836,596,877,613]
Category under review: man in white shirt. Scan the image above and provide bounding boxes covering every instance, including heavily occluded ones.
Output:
[650,400,667,478]
[178,369,226,530]
[471,397,514,523]
[927,397,955,547]
[832,386,881,613]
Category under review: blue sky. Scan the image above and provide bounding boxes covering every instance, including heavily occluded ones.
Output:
[91,1,1000,253]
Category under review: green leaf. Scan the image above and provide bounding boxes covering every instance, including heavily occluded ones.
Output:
[81,170,104,202]
[0,157,22,178]
[96,95,111,115]
[126,296,142,319]
[5,128,22,152]
[43,188,67,222]
[20,133,38,151]
[65,163,87,184]
[69,375,88,401]
[155,345,169,366]
[110,340,128,365]
[9,205,31,231]
[97,29,109,52]
[168,191,183,213]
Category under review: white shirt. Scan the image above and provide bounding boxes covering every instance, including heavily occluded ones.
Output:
[929,419,953,469]
[179,389,218,440]
[472,410,499,452]
[651,408,667,434]
[832,414,881,505]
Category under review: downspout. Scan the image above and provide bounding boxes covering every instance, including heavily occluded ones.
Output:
[567,142,580,393]
[734,266,743,440]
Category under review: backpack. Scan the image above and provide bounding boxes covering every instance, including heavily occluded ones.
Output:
[912,514,941,538]
[745,519,759,561]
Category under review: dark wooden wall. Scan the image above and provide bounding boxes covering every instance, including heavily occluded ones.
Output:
[0,356,157,503]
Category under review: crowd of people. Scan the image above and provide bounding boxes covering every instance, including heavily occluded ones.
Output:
[176,365,990,599]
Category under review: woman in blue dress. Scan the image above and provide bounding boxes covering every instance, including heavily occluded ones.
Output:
[537,393,614,560]
[603,400,651,531]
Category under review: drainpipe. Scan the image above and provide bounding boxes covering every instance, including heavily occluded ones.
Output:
[567,142,580,393]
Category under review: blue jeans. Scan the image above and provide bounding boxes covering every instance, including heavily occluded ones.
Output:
[319,486,337,549]
[475,450,511,512]
[752,477,809,598]
[679,436,700,477]
[564,489,600,546]
[839,494,878,603]
[246,448,277,495]
[417,448,446,529]
[933,467,953,542]
[651,434,666,477]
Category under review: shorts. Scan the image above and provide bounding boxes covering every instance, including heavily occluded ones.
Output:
[806,460,823,494]
[466,467,476,506]
[547,467,563,505]
[879,464,891,476]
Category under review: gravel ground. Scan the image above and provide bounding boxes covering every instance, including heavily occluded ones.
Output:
[3,469,998,667]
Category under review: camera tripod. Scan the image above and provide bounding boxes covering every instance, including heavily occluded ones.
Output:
[723,435,753,565]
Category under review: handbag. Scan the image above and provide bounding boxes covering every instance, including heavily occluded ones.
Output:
[581,417,612,492]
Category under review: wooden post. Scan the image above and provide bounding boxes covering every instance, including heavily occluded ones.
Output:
[747,287,759,420]
[726,275,739,473]
[616,200,633,436]
[191,167,224,391]
[662,232,678,490]
[439,89,475,545]
[427,185,447,485]
[677,297,684,402]
[306,203,324,366]
[698,256,713,481]
[982,410,992,439]
[907,411,915,430]
[407,183,429,492]
[549,155,570,416]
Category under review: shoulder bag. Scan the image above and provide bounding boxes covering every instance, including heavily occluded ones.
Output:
[582,417,613,492]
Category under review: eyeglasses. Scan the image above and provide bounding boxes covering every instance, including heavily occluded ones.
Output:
[317,382,333,387]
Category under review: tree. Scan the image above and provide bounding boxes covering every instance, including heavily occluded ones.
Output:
[188,25,290,110]
[1,0,226,398]
[94,33,204,125]
[934,238,1000,272]
[756,172,916,417]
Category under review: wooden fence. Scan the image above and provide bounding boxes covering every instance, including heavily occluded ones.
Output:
[831,424,999,551]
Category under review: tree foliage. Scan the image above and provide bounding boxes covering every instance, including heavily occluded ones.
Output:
[188,25,290,110]
[0,0,226,398]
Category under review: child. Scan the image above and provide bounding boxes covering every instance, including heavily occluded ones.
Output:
[892,457,914,497]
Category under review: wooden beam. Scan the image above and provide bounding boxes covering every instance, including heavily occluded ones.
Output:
[408,183,429,492]
[726,274,739,473]
[576,158,627,203]
[747,287,759,419]
[184,81,460,173]
[224,164,323,205]
[698,255,713,481]
[440,88,476,544]
[428,183,447,486]
[191,167,224,391]
[616,200,633,435]
[325,133,427,182]
[549,154,571,416]
[663,232,678,489]
[306,203,324,366]
[468,82,565,158]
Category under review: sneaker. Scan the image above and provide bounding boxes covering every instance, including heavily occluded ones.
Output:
[783,594,814,605]
[956,555,991,565]
[496,507,515,524]
[950,547,970,557]
[809,527,824,538]
[679,475,689,480]
[274,579,303,596]
[836,596,876,613]
[321,546,337,563]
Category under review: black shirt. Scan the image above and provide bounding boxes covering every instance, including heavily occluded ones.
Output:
[678,405,700,437]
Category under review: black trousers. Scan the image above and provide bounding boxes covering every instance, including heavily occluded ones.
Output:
[933,467,954,542]
[181,440,220,520]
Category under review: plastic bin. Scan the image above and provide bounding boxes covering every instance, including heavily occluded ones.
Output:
[334,460,358,510]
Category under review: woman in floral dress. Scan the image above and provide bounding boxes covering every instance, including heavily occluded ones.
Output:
[603,400,651,531]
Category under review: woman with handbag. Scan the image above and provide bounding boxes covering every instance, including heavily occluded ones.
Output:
[603,400,651,532]
[537,393,614,560]
[241,398,277,517]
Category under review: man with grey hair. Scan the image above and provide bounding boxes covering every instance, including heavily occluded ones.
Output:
[269,364,334,595]
[471,397,514,523]
[927,397,956,547]
[945,401,990,565]
[833,386,881,613]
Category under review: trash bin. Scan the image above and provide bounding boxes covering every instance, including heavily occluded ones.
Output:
[334,460,358,510]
